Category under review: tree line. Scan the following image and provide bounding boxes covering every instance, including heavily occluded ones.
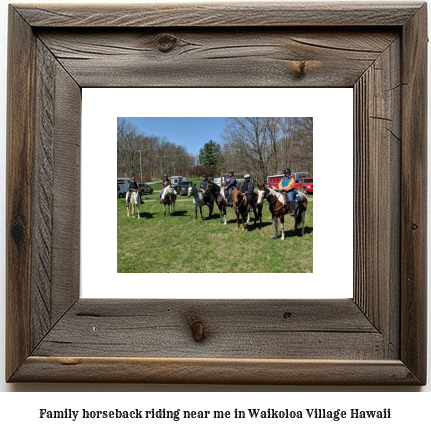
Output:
[118,117,313,184]
[117,119,196,181]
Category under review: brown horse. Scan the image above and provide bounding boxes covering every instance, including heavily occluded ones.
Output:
[231,188,257,230]
[247,192,264,229]
[257,184,308,239]
[205,181,227,225]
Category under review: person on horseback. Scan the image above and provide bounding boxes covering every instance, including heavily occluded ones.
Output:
[278,168,299,216]
[223,170,236,204]
[159,174,177,202]
[126,177,142,207]
[240,174,254,211]
[200,174,209,191]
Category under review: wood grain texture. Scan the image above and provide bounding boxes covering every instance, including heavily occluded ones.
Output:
[37,29,398,88]
[32,38,81,350]
[15,2,423,27]
[6,7,36,381]
[6,2,427,385]
[32,299,383,359]
[12,357,420,385]
[353,38,401,358]
[400,3,428,384]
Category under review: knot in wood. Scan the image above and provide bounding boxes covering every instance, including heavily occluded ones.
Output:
[186,314,206,342]
[157,34,178,53]
[11,222,26,245]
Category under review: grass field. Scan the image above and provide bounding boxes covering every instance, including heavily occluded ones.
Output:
[118,183,313,273]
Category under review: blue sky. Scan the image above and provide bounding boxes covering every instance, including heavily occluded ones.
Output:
[119,117,227,155]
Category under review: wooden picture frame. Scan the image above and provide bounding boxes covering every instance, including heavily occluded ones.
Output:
[6,2,427,385]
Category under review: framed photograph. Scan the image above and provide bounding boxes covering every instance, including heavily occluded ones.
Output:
[6,2,427,384]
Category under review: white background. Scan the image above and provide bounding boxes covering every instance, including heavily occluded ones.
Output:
[81,87,353,299]
[0,0,430,423]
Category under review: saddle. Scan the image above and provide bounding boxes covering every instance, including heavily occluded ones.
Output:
[224,189,233,206]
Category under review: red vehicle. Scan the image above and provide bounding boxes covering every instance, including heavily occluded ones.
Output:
[266,172,309,190]
[294,177,313,194]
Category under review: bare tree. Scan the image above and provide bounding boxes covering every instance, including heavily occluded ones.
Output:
[221,117,313,183]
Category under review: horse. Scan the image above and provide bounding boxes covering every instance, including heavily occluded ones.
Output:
[201,183,215,219]
[126,190,141,219]
[248,190,264,229]
[257,184,307,239]
[160,185,176,217]
[205,181,227,225]
[231,188,257,230]
[187,183,205,221]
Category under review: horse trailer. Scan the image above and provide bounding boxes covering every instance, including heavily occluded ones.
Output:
[267,172,309,189]
[117,177,132,198]
[168,176,186,190]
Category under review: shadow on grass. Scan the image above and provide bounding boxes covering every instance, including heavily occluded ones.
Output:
[247,221,273,230]
[170,210,188,217]
[137,212,156,219]
[281,226,314,238]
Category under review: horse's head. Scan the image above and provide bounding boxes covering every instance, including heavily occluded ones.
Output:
[187,184,195,197]
[231,188,243,206]
[204,182,214,195]
[256,187,267,205]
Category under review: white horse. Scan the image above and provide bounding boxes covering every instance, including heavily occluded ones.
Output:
[127,190,140,219]
[160,185,176,217]
[187,184,205,221]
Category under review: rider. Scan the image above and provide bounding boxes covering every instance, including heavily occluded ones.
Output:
[200,174,209,191]
[159,174,177,202]
[240,174,254,210]
[278,168,300,216]
[127,177,141,207]
[223,170,237,203]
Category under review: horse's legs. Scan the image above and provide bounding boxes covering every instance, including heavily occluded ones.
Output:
[163,204,166,217]
[235,212,240,229]
[301,210,305,236]
[127,204,130,218]
[199,205,204,221]
[272,216,278,239]
[280,215,285,240]
[194,205,197,221]
[137,204,140,219]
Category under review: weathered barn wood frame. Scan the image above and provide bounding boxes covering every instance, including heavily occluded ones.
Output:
[6,2,427,384]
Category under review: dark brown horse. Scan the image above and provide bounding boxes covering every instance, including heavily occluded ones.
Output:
[231,188,257,230]
[247,192,264,229]
[257,184,308,239]
[205,181,227,224]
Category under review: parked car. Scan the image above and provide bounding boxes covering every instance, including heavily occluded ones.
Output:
[178,181,194,195]
[294,177,313,194]
[137,182,153,195]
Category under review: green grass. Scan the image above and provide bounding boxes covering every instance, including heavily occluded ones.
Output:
[118,194,313,273]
